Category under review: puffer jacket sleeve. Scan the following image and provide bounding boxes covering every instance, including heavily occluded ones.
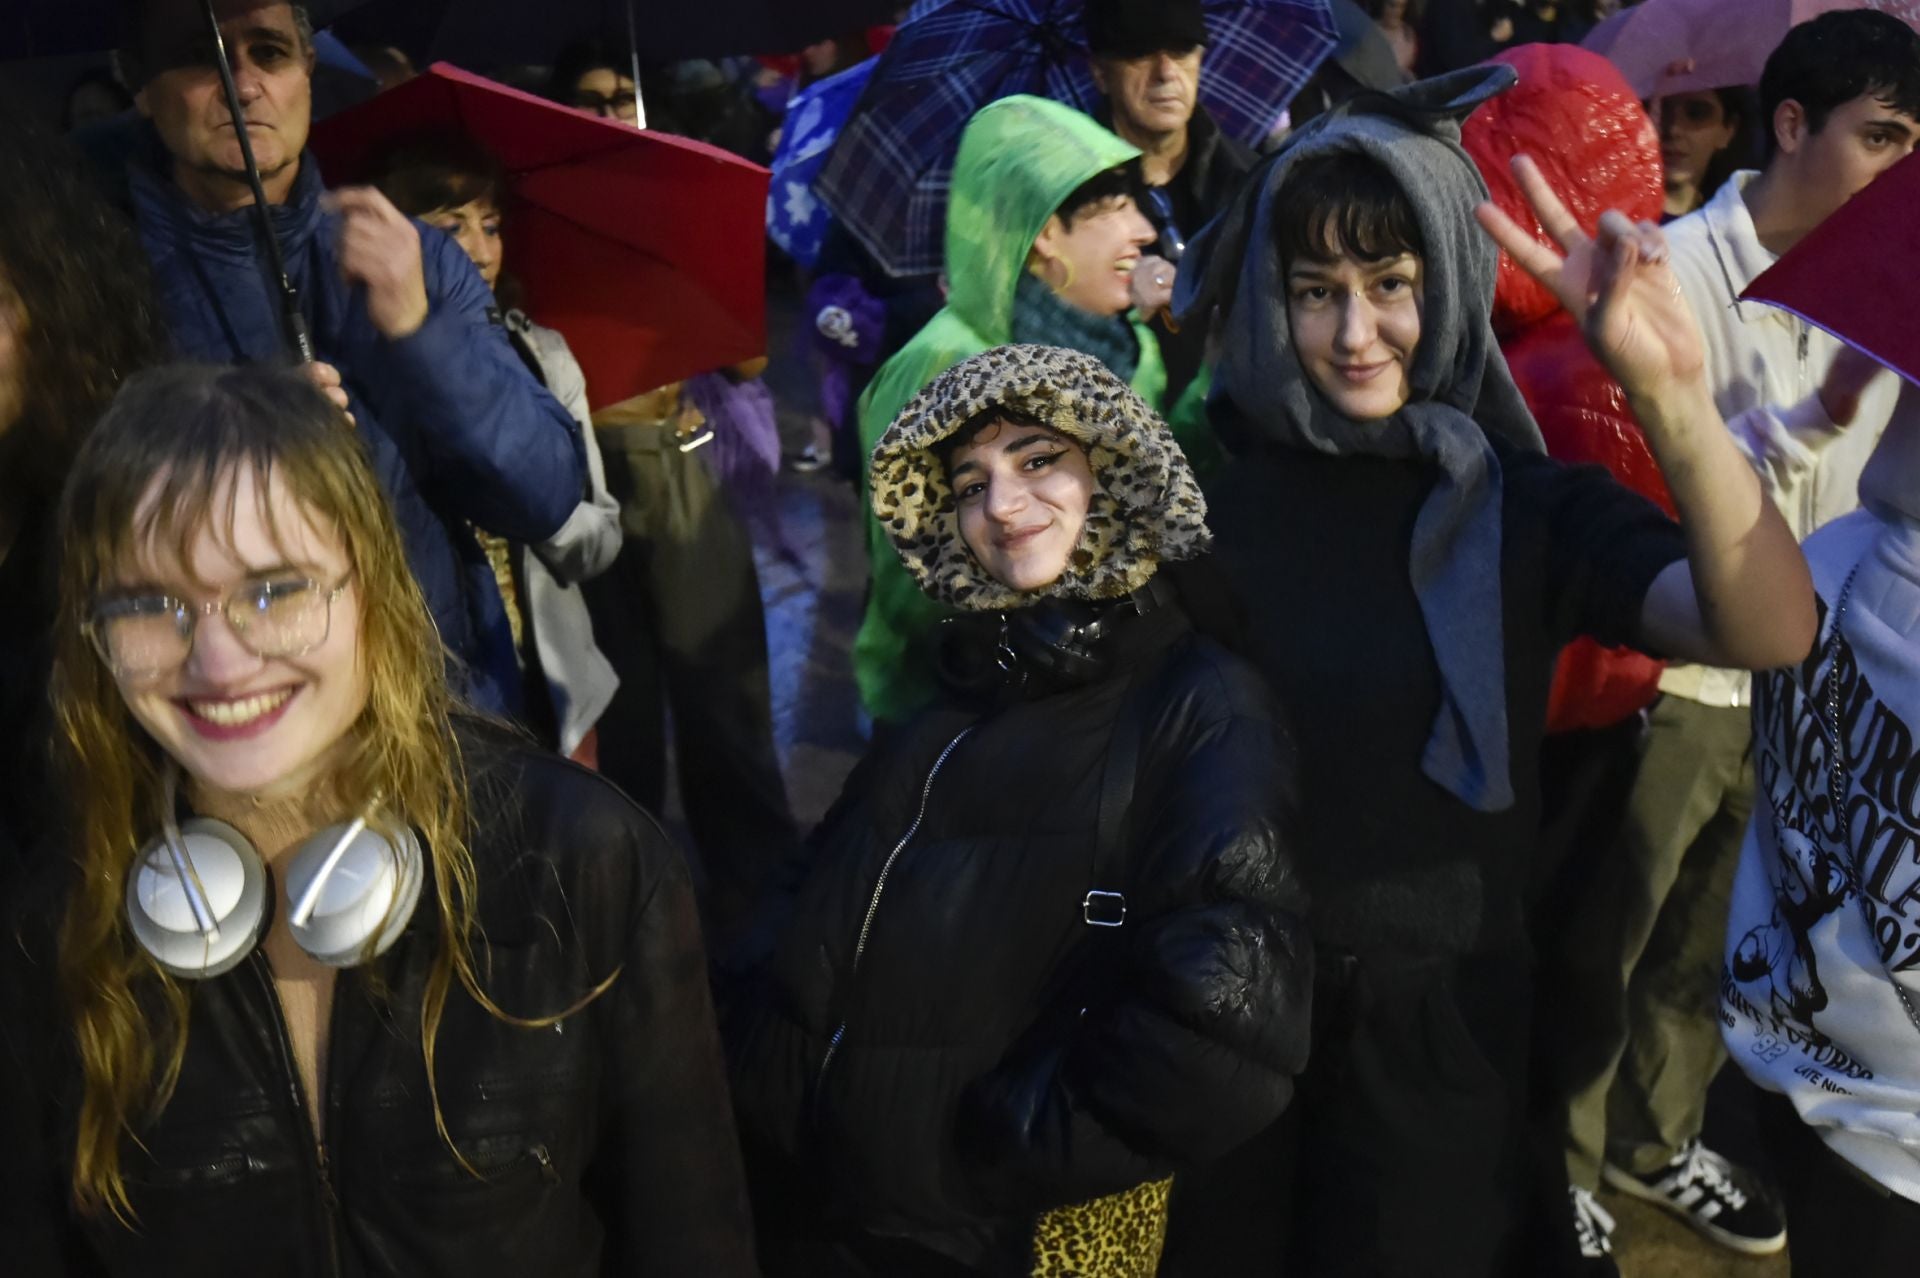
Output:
[959,646,1312,1211]
[377,230,586,544]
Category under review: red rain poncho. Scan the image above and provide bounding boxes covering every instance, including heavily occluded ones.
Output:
[1465,43,1676,733]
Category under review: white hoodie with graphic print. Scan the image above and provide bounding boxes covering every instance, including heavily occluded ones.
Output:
[1724,382,1920,1202]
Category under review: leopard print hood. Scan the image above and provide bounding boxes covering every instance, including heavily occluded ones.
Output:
[869,344,1211,612]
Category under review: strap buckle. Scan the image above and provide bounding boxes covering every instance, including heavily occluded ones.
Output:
[1082,890,1127,928]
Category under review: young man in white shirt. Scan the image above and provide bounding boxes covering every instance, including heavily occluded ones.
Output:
[1562,9,1920,1266]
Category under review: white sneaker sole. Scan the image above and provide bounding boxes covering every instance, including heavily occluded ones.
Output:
[1600,1162,1787,1256]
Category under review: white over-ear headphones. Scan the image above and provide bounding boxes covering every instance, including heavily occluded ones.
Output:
[125,765,425,979]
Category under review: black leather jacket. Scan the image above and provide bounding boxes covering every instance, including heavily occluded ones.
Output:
[0,730,758,1276]
[725,592,1312,1269]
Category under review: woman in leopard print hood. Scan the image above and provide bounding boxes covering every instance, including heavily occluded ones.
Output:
[725,343,1312,1276]
[868,343,1211,615]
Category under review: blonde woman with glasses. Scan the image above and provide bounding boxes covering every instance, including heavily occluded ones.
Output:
[0,364,757,1276]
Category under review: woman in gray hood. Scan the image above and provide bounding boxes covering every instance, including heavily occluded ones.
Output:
[1166,65,1816,1274]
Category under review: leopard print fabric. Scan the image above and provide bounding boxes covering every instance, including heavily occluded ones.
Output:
[869,344,1211,612]
[1030,1177,1174,1278]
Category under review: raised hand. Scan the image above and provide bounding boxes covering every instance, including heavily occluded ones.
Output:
[324,186,431,341]
[1474,155,1706,409]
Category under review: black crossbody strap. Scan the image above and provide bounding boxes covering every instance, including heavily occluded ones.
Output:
[1084,676,1147,928]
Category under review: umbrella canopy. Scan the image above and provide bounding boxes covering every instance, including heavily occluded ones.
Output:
[1582,0,1920,99]
[1742,149,1920,383]
[817,0,1339,278]
[767,55,875,267]
[312,62,769,406]
[415,0,899,68]
[0,0,367,59]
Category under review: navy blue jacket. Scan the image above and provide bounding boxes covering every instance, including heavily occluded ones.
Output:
[121,131,584,713]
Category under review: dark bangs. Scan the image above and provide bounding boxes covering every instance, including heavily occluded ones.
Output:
[371,133,506,219]
[932,405,1052,474]
[1273,151,1424,267]
[1056,163,1141,229]
[59,365,370,603]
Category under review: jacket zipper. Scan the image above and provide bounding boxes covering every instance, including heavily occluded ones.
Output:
[812,726,975,1114]
[531,1142,559,1183]
[249,954,345,1278]
[389,1140,560,1185]
[165,1151,261,1186]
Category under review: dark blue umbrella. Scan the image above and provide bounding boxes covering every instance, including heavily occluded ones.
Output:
[816,0,1339,277]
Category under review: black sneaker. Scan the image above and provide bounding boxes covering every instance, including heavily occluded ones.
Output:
[1601,1140,1787,1256]
[1568,1185,1620,1276]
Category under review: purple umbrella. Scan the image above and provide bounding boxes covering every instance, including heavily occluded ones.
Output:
[817,0,1339,278]
[1583,0,1920,99]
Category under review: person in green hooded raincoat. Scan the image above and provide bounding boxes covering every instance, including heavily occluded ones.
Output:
[854,94,1214,723]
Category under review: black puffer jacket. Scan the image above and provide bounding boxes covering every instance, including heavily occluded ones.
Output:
[0,728,757,1277]
[726,593,1311,1268]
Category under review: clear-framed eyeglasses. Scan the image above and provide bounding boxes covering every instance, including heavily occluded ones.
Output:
[86,572,355,683]
[572,88,639,122]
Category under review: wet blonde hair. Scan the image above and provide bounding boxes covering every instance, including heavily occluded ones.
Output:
[50,364,595,1219]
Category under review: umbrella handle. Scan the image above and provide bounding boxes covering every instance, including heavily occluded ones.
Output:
[200,0,316,363]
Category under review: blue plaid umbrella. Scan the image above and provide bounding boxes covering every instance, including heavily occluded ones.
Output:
[817,0,1338,277]
[768,57,877,268]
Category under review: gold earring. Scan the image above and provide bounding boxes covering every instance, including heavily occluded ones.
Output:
[1031,252,1075,297]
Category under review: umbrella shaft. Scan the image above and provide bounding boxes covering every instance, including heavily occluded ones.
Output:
[623,0,650,130]
[201,0,315,363]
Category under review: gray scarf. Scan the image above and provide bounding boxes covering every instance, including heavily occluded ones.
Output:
[1173,65,1544,813]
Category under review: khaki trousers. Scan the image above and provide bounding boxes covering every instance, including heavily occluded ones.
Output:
[1555,694,1753,1187]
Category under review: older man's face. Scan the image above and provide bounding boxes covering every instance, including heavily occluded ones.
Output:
[1093,47,1204,139]
[134,1,313,205]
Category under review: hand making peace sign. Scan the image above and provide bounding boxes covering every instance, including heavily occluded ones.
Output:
[1475,155,1708,409]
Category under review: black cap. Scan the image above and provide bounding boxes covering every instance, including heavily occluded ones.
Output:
[1084,0,1209,58]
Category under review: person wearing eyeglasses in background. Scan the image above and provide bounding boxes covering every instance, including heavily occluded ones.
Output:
[548,35,658,128]
[1083,0,1255,409]
[542,37,801,943]
[0,363,757,1277]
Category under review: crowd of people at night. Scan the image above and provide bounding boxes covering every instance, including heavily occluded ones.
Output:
[2,0,1920,1274]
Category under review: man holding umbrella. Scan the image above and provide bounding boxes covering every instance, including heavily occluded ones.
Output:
[109,0,585,716]
[1086,0,1256,403]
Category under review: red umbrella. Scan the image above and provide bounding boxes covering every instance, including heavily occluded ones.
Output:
[1583,0,1920,99]
[1742,150,1920,383]
[312,63,769,407]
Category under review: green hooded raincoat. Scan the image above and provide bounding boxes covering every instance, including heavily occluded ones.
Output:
[853,95,1168,722]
